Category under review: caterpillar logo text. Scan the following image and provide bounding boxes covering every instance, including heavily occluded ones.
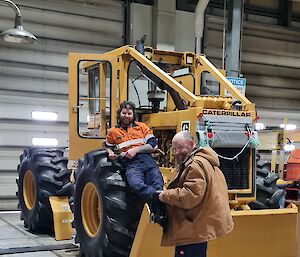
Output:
[203,109,251,117]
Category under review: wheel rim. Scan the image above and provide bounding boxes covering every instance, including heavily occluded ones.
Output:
[81,182,102,237]
[23,170,36,210]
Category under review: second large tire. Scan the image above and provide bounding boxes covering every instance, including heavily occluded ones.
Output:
[74,149,144,257]
[249,159,285,209]
[17,148,73,233]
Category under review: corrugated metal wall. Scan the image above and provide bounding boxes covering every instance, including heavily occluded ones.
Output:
[0,0,123,210]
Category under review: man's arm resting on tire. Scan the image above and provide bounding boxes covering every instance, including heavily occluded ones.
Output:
[103,142,118,160]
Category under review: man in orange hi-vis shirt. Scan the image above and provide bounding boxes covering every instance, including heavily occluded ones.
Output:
[105,101,164,200]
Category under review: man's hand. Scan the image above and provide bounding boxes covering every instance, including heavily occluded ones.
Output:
[106,149,118,160]
[125,147,139,159]
[158,191,164,202]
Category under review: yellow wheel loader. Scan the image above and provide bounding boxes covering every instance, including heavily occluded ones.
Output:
[17,45,298,257]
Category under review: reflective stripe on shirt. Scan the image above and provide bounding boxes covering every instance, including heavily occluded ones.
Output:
[116,138,145,150]
[105,141,115,147]
[116,134,155,150]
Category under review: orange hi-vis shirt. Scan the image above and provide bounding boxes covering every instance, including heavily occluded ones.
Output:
[105,121,155,153]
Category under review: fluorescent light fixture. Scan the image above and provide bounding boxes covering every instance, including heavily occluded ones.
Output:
[32,137,58,146]
[255,123,265,130]
[284,143,295,152]
[32,111,58,121]
[280,124,296,130]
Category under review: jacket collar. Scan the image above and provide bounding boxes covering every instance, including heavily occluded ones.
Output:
[183,147,199,167]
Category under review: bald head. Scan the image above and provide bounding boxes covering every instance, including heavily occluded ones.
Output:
[173,131,194,143]
[172,131,195,164]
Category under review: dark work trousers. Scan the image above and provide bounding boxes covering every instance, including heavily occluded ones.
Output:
[175,243,208,257]
[125,153,164,200]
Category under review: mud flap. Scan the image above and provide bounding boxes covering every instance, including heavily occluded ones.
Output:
[49,196,73,240]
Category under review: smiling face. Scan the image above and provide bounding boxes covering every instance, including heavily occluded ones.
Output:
[172,133,194,164]
[119,107,134,128]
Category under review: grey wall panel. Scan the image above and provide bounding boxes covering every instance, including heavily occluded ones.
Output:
[0,94,67,108]
[0,0,123,210]
[247,0,279,9]
[175,10,195,52]
[0,77,67,95]
[0,150,22,171]
[0,130,68,148]
[206,47,300,71]
[0,171,18,210]
[0,64,67,80]
[0,48,67,67]
[130,4,195,52]
[0,151,21,210]
[1,38,111,55]
[0,102,68,121]
[130,3,153,46]
[0,19,122,48]
[18,0,123,21]
[257,109,300,128]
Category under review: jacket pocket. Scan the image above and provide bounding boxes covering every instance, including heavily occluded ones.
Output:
[171,209,194,241]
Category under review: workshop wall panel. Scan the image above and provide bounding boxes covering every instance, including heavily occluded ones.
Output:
[0,0,123,210]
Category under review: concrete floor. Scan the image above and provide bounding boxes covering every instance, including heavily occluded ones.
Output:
[0,211,79,257]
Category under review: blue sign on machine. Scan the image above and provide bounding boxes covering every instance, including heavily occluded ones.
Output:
[225,77,247,96]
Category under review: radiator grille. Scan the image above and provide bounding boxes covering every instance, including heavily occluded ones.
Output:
[215,148,250,190]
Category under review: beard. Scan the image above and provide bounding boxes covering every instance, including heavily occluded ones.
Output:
[174,151,190,167]
[120,117,133,127]
[174,155,184,168]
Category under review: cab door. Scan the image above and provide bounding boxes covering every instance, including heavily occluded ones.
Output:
[68,53,118,160]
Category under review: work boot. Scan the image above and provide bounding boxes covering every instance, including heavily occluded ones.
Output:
[148,191,168,232]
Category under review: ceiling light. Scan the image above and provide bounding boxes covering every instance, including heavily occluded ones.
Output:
[32,138,58,146]
[280,124,296,130]
[32,111,58,121]
[284,143,295,152]
[255,123,265,130]
[0,0,37,44]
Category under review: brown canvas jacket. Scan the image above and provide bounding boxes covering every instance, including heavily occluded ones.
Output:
[160,147,234,246]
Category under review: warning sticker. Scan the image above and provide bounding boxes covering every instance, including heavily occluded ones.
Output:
[181,121,190,131]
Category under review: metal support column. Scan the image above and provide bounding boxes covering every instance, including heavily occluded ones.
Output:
[195,0,210,54]
[152,0,176,51]
[123,0,131,45]
[225,0,244,77]
[278,0,292,27]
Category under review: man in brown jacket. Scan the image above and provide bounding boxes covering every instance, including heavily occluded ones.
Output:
[159,131,233,257]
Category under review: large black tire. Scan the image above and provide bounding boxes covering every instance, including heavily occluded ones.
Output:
[74,149,144,257]
[249,158,285,209]
[17,148,73,233]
